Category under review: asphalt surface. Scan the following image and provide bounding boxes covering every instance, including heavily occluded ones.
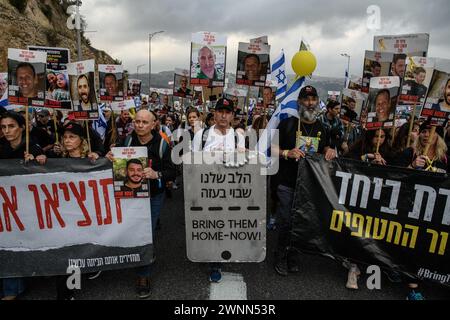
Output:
[20,184,450,301]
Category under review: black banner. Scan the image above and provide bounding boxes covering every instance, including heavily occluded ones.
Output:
[291,155,450,286]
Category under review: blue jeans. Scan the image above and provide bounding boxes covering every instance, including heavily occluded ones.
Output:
[137,192,165,277]
[1,278,25,297]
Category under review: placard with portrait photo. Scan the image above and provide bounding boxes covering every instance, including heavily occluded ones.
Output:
[340,88,368,124]
[7,48,47,107]
[99,64,124,102]
[399,56,434,106]
[128,79,142,98]
[362,51,394,93]
[365,76,401,130]
[190,32,227,87]
[112,147,149,199]
[173,68,193,99]
[67,59,99,120]
[28,46,72,110]
[421,69,450,127]
[236,42,270,87]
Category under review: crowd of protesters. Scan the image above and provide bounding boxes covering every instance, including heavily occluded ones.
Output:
[1,84,449,301]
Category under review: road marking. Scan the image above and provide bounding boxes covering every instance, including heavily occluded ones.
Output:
[209,272,247,300]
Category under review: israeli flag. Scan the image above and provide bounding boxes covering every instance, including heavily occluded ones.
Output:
[272,50,287,101]
[93,103,108,141]
[257,76,306,159]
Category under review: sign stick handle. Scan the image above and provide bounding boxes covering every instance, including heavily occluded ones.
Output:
[406,104,417,148]
[85,120,92,153]
[25,106,30,155]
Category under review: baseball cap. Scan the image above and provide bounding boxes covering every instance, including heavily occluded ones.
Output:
[63,122,86,138]
[419,118,444,138]
[37,109,50,117]
[298,85,318,99]
[215,98,234,112]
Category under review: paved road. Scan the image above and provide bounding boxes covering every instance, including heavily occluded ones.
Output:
[21,185,450,300]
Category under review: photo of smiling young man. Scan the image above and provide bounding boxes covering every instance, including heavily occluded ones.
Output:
[7,48,47,107]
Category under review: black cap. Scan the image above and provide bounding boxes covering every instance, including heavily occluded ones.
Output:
[215,98,234,112]
[63,122,86,138]
[37,109,50,116]
[419,118,444,138]
[298,85,318,99]
[341,105,357,122]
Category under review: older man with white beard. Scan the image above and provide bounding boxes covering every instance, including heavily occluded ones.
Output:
[273,85,337,276]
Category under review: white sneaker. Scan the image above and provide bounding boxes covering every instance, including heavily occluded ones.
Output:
[346,266,360,290]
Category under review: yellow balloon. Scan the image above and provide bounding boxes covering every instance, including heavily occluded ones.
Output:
[291,51,317,77]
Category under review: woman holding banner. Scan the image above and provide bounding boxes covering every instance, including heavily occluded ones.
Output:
[345,129,393,165]
[396,120,449,174]
[0,111,46,300]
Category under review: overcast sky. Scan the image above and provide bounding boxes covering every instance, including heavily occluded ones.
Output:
[80,0,450,78]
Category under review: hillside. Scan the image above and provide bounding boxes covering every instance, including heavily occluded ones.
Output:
[0,0,117,71]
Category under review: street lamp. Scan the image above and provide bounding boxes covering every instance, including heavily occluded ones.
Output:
[137,64,146,82]
[149,31,165,93]
[341,53,351,87]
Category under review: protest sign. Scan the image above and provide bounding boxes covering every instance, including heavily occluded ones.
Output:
[291,155,450,287]
[399,56,435,105]
[362,51,394,93]
[340,88,368,123]
[110,99,136,113]
[112,147,149,199]
[67,59,99,120]
[190,32,227,87]
[374,33,430,57]
[0,158,153,277]
[173,68,193,98]
[421,69,450,126]
[7,48,47,107]
[128,79,142,98]
[236,42,270,87]
[183,152,266,262]
[365,76,401,130]
[99,64,124,102]
[28,46,72,110]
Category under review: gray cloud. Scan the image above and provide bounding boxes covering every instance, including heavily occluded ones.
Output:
[81,0,450,77]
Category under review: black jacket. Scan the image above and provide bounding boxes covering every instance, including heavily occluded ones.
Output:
[118,130,176,197]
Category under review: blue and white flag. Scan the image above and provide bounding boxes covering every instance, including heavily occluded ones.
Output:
[272,50,287,101]
[257,76,306,158]
[92,103,108,141]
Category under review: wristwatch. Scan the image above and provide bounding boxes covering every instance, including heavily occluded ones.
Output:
[157,171,163,179]
[282,150,289,160]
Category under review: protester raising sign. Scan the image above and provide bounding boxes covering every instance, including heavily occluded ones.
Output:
[364,76,401,130]
[67,59,99,120]
[99,64,124,102]
[7,48,47,107]
[28,46,72,111]
[190,31,227,87]
[236,42,270,87]
[374,33,430,57]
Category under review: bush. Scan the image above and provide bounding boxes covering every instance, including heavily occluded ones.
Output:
[9,0,28,13]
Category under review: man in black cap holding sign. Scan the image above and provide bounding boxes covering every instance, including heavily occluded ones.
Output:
[273,85,337,276]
